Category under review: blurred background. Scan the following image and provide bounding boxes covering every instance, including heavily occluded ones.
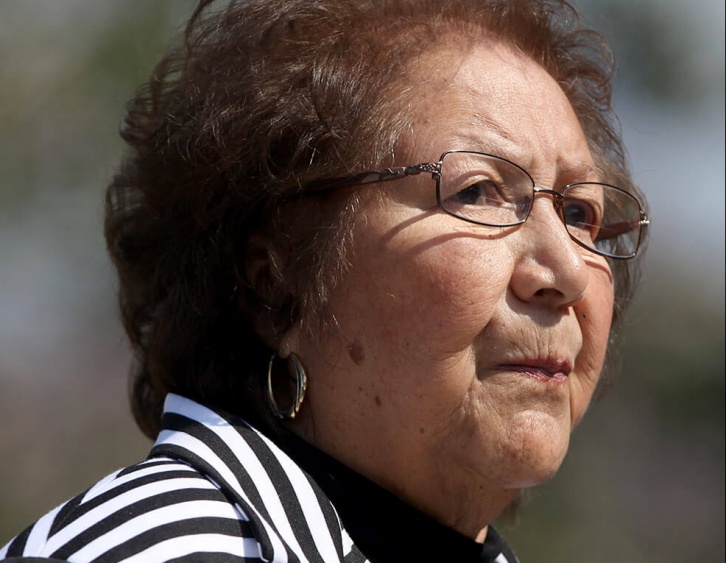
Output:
[0,1,723,561]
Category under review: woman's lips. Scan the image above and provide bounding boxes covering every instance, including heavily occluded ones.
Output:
[497,360,572,382]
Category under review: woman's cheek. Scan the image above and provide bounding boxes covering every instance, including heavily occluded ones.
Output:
[570,265,614,427]
[413,242,510,338]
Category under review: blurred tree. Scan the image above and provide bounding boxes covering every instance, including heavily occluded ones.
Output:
[0,0,194,537]
[579,0,725,105]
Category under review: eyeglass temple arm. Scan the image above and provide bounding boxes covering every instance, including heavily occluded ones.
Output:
[303,162,441,193]
[594,212,650,241]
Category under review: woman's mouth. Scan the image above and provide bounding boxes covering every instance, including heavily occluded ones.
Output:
[497,360,572,383]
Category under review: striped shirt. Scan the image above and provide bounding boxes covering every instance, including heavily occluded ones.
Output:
[1,394,519,562]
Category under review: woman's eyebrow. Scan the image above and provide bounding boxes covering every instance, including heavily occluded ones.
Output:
[557,161,603,181]
[454,130,524,163]
[452,132,599,178]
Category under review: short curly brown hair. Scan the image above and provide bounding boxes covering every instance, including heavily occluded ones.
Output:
[106,0,646,439]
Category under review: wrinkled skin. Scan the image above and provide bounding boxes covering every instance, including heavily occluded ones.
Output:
[283,42,615,540]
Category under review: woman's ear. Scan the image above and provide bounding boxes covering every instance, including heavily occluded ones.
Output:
[241,231,298,349]
[243,231,284,308]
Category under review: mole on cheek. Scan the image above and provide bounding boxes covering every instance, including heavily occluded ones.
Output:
[375,395,382,407]
[348,340,366,365]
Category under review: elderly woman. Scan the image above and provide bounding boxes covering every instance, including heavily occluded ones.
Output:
[1,0,648,561]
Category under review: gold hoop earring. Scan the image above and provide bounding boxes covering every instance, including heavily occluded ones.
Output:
[266,352,308,420]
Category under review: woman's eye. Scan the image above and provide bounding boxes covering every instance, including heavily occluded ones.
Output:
[452,180,505,206]
[563,199,601,233]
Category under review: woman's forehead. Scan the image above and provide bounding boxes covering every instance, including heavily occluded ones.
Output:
[398,42,594,172]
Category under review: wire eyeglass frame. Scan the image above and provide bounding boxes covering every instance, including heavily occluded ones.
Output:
[303,150,649,260]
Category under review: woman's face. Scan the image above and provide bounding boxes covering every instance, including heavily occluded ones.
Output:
[285,42,615,536]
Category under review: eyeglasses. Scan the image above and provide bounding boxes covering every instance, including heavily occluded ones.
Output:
[305,150,649,259]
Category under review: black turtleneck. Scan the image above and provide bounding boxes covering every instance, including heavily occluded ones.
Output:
[278,432,520,563]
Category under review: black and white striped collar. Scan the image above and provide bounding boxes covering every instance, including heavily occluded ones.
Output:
[152,394,364,562]
[153,393,519,563]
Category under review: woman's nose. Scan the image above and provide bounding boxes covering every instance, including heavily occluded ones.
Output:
[510,197,589,309]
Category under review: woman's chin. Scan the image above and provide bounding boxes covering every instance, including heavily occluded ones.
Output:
[490,414,572,489]
[507,455,567,489]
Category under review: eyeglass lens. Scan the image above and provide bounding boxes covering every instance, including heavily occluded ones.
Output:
[437,151,642,259]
